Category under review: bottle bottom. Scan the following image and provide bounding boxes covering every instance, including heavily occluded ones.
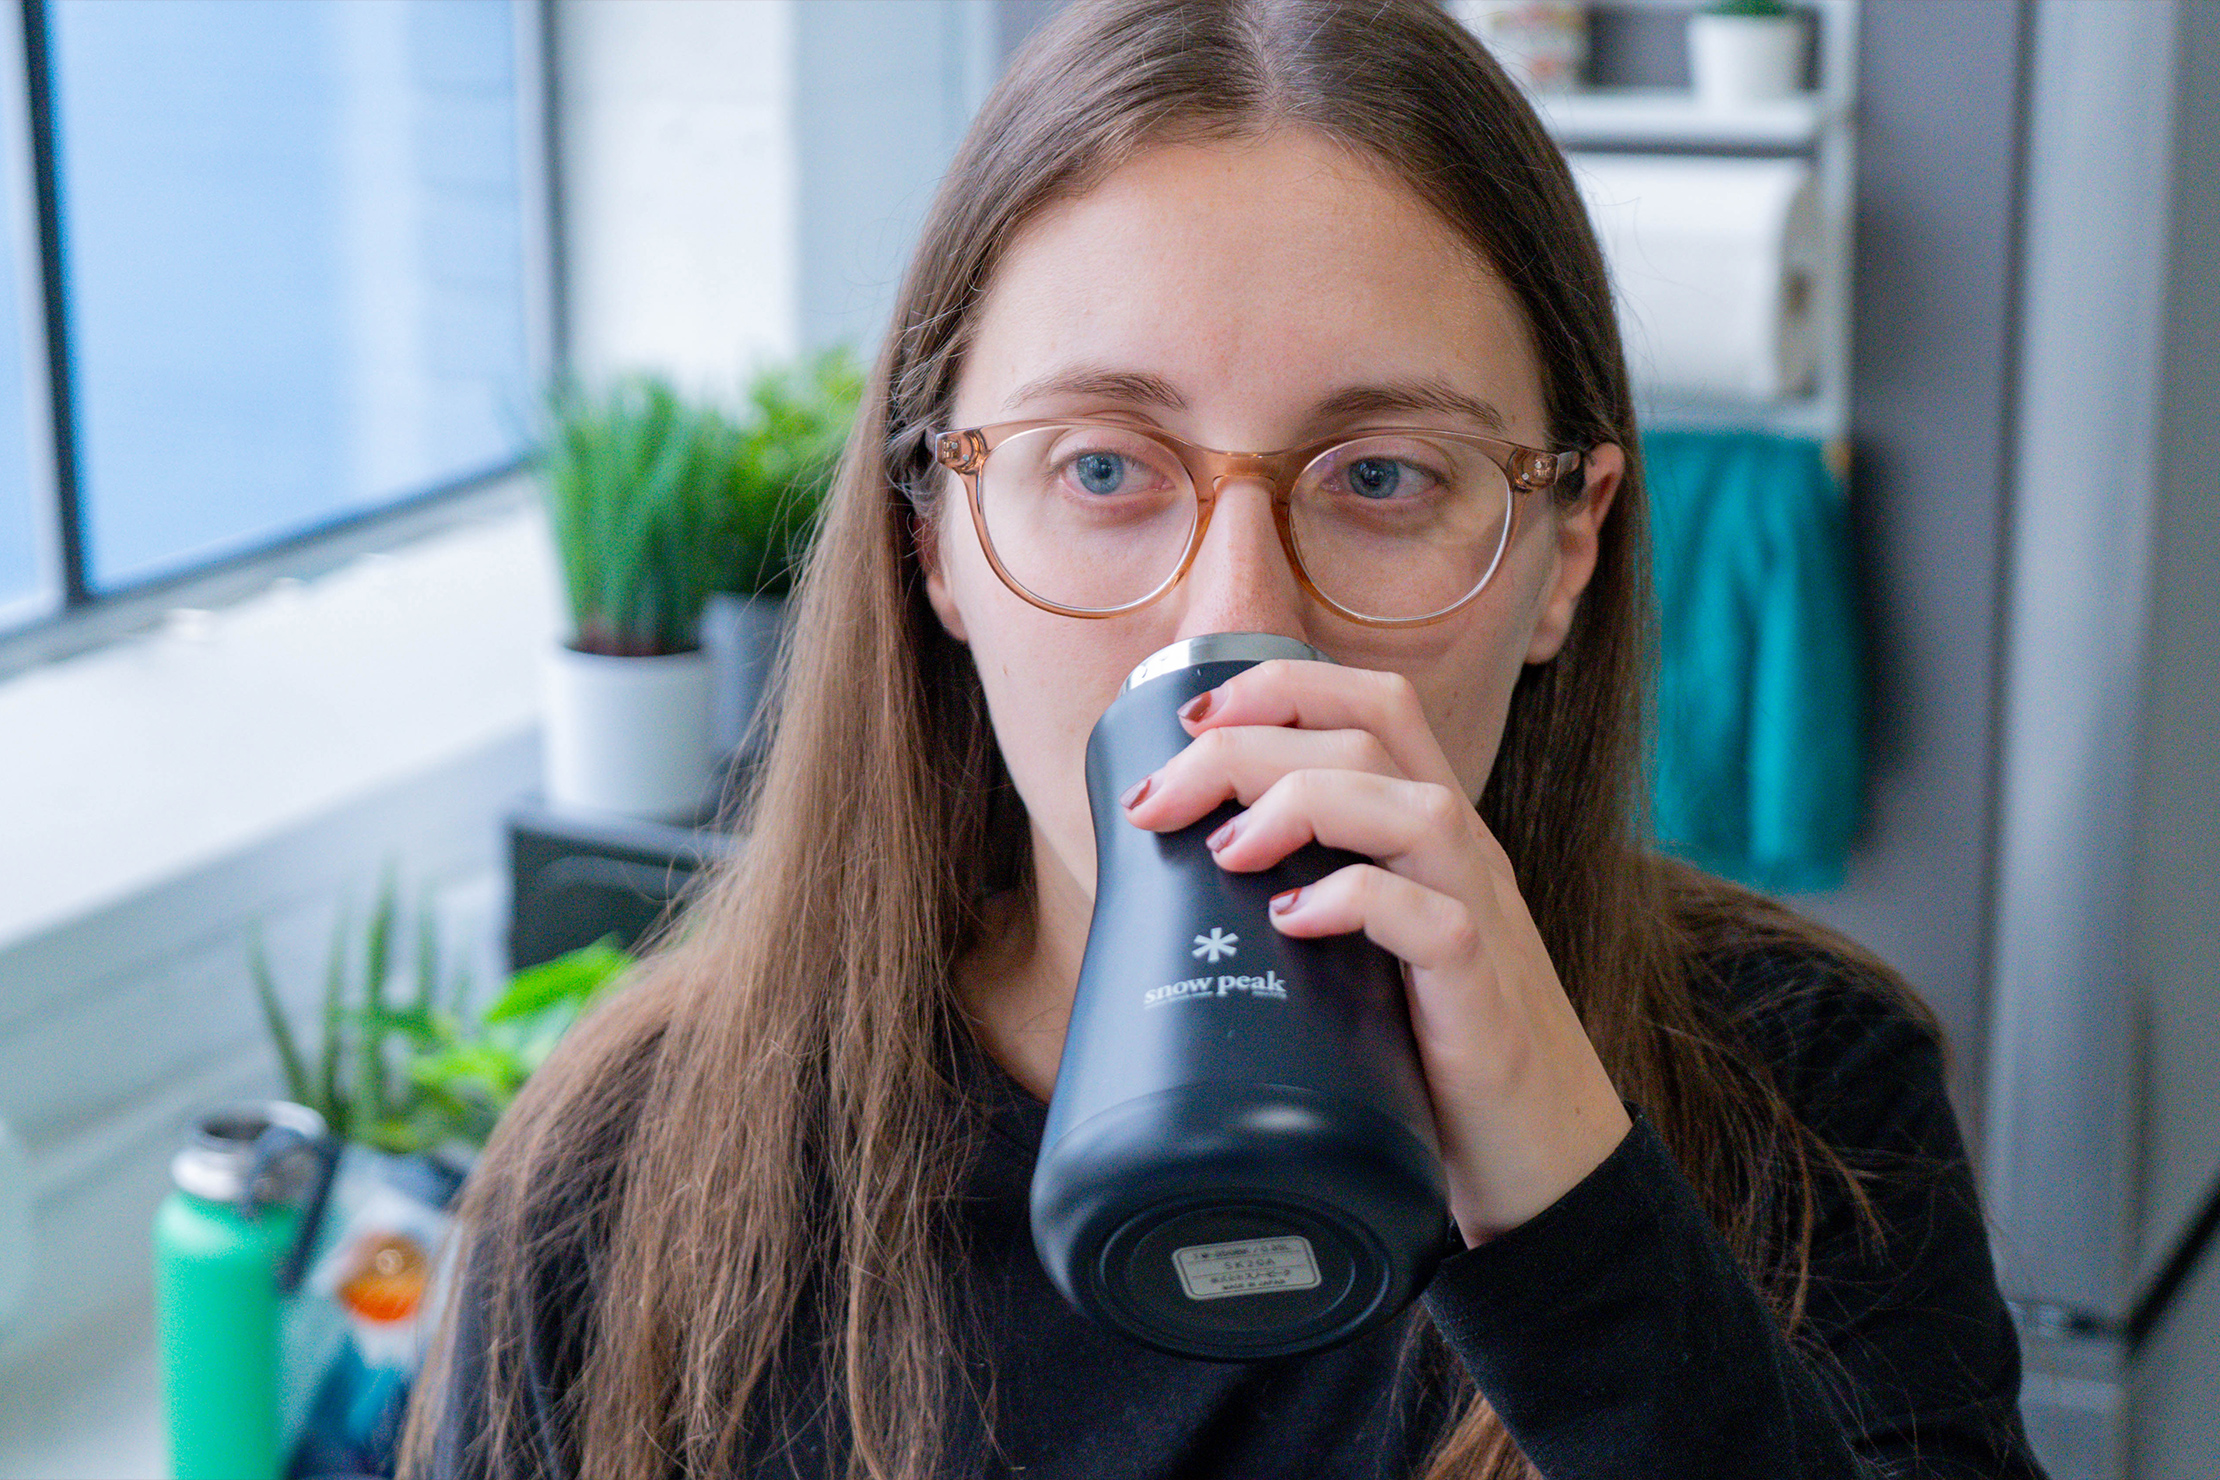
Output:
[1032,1082,1448,1361]
[1098,1191,1388,1359]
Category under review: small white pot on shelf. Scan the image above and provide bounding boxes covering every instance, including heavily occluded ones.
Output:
[542,645,715,821]
[1448,1,1590,94]
[1688,11,1809,108]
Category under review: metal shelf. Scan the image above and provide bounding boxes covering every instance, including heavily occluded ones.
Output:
[1533,87,1849,152]
[1510,0,1862,438]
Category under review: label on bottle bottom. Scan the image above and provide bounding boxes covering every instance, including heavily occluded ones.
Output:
[1171,1235,1321,1300]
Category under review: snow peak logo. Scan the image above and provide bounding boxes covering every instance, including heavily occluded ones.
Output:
[1143,970,1290,1009]
[1192,927,1238,962]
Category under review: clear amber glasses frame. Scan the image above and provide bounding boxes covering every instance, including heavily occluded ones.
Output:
[932,417,1587,628]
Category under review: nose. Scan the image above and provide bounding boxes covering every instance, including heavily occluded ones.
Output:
[1168,474,1307,643]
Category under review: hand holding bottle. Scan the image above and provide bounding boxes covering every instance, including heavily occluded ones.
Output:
[1119,655,1633,1242]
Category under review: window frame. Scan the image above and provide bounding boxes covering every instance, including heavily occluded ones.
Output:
[0,0,560,678]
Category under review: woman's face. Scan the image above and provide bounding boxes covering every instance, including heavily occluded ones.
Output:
[925,128,1618,903]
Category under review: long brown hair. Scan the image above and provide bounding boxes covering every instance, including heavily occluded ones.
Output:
[401,3,1921,1476]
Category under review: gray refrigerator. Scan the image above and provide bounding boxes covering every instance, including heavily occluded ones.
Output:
[1983,3,2220,1475]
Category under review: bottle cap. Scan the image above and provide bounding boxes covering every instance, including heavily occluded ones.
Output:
[1118,633,1330,695]
[170,1100,328,1209]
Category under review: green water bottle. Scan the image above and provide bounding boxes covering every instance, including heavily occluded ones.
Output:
[153,1101,332,1480]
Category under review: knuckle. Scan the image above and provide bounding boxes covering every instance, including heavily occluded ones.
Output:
[1372,667,1421,719]
[1345,729,1393,773]
[1230,661,1283,705]
[1415,782,1465,830]
[1354,863,1393,910]
[1281,766,1327,807]
[1197,725,1241,765]
[1439,901,1482,964]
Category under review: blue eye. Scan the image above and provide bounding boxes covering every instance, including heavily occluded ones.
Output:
[1347,457,1408,500]
[1073,450,1128,496]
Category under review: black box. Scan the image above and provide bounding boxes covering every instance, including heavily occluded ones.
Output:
[505,794,740,971]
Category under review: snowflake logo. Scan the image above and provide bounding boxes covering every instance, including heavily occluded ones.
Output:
[1192,928,1239,963]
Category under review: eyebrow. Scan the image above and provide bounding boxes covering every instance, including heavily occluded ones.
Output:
[999,365,1507,435]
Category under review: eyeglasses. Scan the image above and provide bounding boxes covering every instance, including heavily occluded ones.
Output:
[932,417,1585,627]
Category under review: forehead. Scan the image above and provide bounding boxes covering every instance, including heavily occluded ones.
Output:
[954,130,1545,440]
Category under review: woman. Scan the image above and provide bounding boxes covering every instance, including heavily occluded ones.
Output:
[403,2,2045,1476]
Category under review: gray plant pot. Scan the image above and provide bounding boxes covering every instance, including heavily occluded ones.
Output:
[701,592,793,763]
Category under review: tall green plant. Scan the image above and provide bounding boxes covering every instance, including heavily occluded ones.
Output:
[250,869,630,1158]
[720,344,865,597]
[539,347,863,655]
[542,377,735,657]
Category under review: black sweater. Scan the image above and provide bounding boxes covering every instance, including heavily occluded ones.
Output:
[426,947,2049,1478]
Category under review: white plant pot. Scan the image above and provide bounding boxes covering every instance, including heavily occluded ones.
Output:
[1689,13,1808,107]
[542,645,715,821]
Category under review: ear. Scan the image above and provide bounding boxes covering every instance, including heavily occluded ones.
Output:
[914,509,970,645]
[1525,442,1624,664]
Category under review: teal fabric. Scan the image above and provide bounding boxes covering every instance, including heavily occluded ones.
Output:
[1643,430,1864,894]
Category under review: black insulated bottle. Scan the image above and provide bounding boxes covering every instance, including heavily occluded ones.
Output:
[1030,632,1452,1361]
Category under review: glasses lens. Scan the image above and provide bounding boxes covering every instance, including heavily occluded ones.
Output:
[975,424,1196,612]
[1287,434,1513,622]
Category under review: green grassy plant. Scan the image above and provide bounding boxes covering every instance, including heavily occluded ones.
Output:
[1701,0,1793,17]
[540,346,863,656]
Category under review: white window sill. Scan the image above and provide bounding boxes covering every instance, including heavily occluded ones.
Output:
[0,489,563,953]
[0,1297,163,1480]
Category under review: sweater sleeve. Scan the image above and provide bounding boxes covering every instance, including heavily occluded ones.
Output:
[411,1227,576,1480]
[1418,969,2047,1479]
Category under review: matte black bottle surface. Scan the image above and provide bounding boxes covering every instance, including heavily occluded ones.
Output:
[1031,633,1452,1361]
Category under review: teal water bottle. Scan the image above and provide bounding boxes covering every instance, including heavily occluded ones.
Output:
[153,1101,333,1480]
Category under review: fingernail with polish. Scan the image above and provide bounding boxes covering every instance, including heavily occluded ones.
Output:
[1119,774,1153,809]
[1206,816,1240,852]
[1269,886,1303,915]
[1178,690,1215,724]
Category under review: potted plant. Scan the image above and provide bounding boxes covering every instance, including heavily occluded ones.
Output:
[701,345,863,766]
[539,377,740,820]
[249,870,631,1166]
[538,348,862,819]
[1688,0,1808,108]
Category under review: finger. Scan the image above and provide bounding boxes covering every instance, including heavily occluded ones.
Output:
[1205,771,1494,904]
[1175,659,1463,793]
[1262,861,1482,975]
[1121,721,1405,832]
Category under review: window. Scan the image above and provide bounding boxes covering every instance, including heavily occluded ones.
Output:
[0,13,43,627]
[2,0,540,630]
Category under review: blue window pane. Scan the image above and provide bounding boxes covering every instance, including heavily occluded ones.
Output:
[0,133,40,624]
[48,0,532,593]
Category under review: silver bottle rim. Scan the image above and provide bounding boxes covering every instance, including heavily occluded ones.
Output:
[170,1099,328,1205]
[1119,633,1330,694]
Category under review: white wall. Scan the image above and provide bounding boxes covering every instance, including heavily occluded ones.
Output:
[0,501,557,1480]
[554,0,996,385]
[556,0,800,390]
[792,0,995,356]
